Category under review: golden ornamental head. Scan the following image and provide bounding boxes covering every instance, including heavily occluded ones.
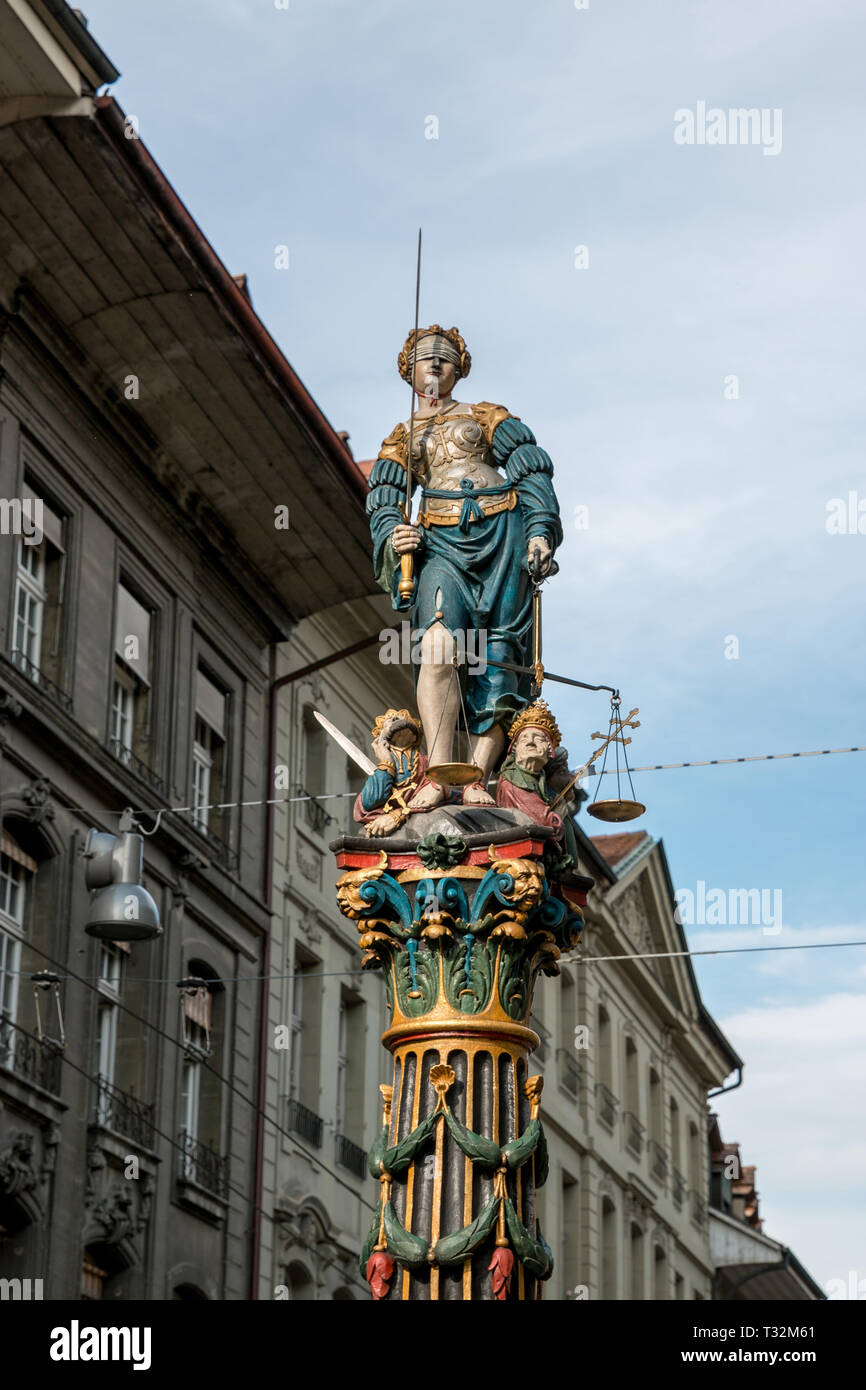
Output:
[524,1074,544,1118]
[398,324,471,383]
[507,699,562,751]
[379,1083,393,1129]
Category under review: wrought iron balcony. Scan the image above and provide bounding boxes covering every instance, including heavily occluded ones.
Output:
[648,1138,668,1182]
[189,818,240,876]
[691,1192,707,1229]
[623,1110,645,1158]
[556,1048,581,1099]
[92,1076,154,1148]
[335,1133,367,1179]
[595,1081,619,1131]
[8,650,72,711]
[178,1129,229,1198]
[672,1168,687,1208]
[0,1017,62,1093]
[287,1098,323,1148]
[106,737,164,793]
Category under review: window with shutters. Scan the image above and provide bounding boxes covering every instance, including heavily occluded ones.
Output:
[81,1253,108,1300]
[334,991,365,1145]
[110,582,157,783]
[182,981,212,1058]
[11,483,67,696]
[0,836,34,1072]
[92,944,124,1125]
[192,669,228,838]
[180,1056,201,1170]
[561,1171,581,1300]
[178,960,225,1195]
[301,705,330,835]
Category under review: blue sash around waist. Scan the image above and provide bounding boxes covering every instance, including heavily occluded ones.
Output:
[421,479,512,532]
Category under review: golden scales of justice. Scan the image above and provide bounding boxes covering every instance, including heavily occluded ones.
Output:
[562,696,646,823]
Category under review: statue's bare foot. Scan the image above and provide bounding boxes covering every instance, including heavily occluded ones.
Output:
[366,812,402,837]
[406,782,446,812]
[462,781,494,806]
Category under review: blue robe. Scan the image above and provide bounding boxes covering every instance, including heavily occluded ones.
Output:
[366,415,562,735]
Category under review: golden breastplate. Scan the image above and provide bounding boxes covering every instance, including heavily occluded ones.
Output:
[407,405,507,520]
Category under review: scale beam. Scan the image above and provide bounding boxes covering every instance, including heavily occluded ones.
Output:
[482,656,618,696]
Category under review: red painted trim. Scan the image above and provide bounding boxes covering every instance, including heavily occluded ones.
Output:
[335,837,548,872]
[390,1029,538,1050]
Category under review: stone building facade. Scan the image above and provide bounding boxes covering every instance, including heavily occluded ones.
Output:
[531,829,742,1300]
[259,599,413,1301]
[0,0,373,1301]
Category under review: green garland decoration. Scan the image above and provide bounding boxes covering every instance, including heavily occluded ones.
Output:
[501,1116,542,1170]
[383,1199,428,1267]
[362,1089,553,1286]
[382,1110,439,1174]
[367,1125,389,1179]
[443,1109,502,1167]
[504,1197,553,1280]
[433,1193,501,1266]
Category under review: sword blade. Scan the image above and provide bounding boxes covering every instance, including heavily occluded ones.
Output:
[406,227,422,521]
[313,710,376,775]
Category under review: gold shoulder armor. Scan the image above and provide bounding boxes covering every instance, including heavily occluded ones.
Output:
[377,421,408,469]
[471,401,517,447]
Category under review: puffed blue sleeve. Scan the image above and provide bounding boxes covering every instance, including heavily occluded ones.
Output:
[367,456,406,593]
[360,766,395,813]
[491,417,563,550]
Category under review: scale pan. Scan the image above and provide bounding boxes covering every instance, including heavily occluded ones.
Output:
[425,762,483,788]
[587,798,646,823]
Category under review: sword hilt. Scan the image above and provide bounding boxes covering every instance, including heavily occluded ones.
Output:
[398,552,416,601]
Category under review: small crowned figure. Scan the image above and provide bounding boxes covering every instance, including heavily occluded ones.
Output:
[495,699,579,860]
[366,325,563,812]
[353,708,432,839]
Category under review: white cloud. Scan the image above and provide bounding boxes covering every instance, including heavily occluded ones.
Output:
[718,992,866,1290]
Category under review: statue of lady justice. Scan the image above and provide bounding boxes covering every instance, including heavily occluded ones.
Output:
[366,324,563,811]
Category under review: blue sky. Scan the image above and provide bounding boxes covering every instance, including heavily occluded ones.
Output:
[81,0,866,1291]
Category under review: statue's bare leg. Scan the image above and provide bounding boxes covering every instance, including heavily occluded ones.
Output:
[463,725,505,805]
[408,619,456,810]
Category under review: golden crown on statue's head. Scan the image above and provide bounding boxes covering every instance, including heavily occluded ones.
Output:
[507,699,562,750]
[398,324,471,383]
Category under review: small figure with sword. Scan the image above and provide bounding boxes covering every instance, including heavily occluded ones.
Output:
[353,708,431,838]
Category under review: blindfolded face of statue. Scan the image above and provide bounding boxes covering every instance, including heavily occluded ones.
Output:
[412,353,458,400]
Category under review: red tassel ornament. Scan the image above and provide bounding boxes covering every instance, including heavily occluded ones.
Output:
[366,1251,396,1300]
[489,1246,515,1300]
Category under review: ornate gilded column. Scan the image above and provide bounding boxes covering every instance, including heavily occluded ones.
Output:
[334,810,590,1301]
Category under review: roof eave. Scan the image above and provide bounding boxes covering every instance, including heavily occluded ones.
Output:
[92,96,368,512]
[38,0,120,86]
